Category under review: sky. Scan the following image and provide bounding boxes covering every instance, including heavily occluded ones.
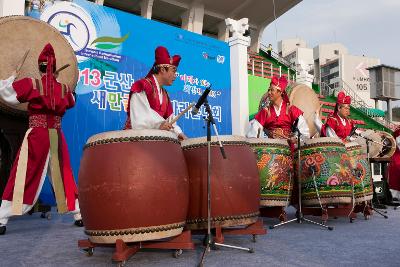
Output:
[262,0,400,67]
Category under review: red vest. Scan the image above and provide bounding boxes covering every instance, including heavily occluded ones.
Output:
[254,101,303,138]
[321,114,353,141]
[124,75,173,129]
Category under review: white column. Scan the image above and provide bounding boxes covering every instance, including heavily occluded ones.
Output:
[191,2,204,34]
[140,0,153,19]
[387,99,392,122]
[181,9,193,31]
[181,3,204,34]
[226,18,251,136]
[0,0,24,16]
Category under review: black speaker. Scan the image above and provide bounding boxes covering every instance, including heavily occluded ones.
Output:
[373,180,394,205]
[374,181,386,200]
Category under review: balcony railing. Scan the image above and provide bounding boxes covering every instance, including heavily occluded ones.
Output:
[320,81,396,130]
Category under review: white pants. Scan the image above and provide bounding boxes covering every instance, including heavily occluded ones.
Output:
[0,153,81,225]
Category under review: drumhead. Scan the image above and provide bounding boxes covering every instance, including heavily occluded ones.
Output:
[247,137,289,147]
[181,135,246,148]
[0,16,78,114]
[355,129,396,158]
[304,137,343,146]
[86,129,178,144]
[286,83,321,138]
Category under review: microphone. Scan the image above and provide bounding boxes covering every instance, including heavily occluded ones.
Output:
[191,86,211,115]
[291,117,299,133]
[349,125,357,137]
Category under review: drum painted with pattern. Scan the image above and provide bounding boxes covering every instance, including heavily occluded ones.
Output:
[345,142,373,203]
[299,137,352,206]
[248,138,293,207]
[181,136,260,230]
[78,129,189,244]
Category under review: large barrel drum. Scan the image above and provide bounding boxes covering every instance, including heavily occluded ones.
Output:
[248,138,293,207]
[299,137,353,206]
[181,136,260,230]
[78,129,189,244]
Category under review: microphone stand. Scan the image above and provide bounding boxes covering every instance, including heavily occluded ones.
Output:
[198,99,253,267]
[270,125,334,230]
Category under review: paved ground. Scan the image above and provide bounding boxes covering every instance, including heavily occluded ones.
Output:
[0,206,399,267]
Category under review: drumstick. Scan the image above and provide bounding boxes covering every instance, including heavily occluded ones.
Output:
[55,64,70,75]
[169,102,195,124]
[16,49,30,74]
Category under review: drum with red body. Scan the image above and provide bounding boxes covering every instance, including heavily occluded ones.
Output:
[181,136,260,230]
[78,129,189,244]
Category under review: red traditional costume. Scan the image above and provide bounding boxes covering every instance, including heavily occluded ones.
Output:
[247,76,309,139]
[0,44,81,228]
[388,127,400,199]
[124,46,183,136]
[321,91,354,141]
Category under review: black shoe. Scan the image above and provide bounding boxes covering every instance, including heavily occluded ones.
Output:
[74,219,84,227]
[0,225,6,235]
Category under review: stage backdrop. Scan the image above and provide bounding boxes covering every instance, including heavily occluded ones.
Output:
[27,0,231,204]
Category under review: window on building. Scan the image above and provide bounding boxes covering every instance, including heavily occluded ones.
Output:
[334,50,339,55]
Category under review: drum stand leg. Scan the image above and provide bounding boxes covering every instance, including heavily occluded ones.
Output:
[78,231,195,265]
[199,100,254,267]
[270,130,334,231]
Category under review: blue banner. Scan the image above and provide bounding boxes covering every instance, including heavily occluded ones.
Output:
[27,0,231,205]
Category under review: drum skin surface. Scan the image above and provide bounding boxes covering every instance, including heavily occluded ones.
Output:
[181,136,260,230]
[248,138,293,207]
[345,142,373,203]
[78,130,189,244]
[287,83,321,138]
[0,16,78,115]
[299,137,352,206]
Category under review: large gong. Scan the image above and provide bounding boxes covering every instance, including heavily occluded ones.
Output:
[0,16,78,114]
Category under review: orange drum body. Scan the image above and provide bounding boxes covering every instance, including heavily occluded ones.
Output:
[181,136,260,230]
[78,130,189,244]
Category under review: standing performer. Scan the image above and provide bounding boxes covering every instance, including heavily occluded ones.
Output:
[124,46,187,140]
[0,43,82,235]
[388,127,400,199]
[246,75,310,141]
[320,91,354,141]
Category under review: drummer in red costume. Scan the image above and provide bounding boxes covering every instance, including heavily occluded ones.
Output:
[0,43,82,235]
[247,75,310,141]
[388,127,400,200]
[321,91,354,141]
[124,46,187,140]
